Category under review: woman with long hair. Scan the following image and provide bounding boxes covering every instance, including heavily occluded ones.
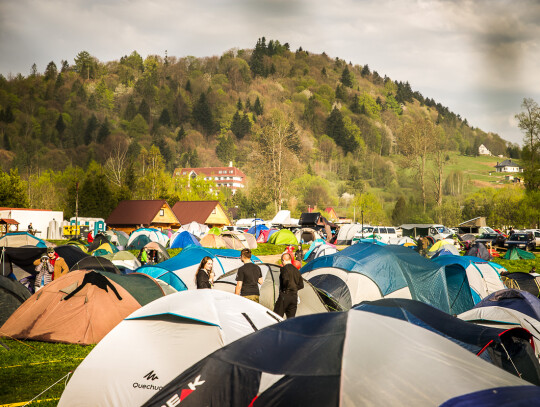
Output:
[196,256,214,289]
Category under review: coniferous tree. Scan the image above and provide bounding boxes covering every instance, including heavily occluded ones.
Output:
[44,61,58,81]
[97,118,110,143]
[55,114,66,135]
[237,98,243,111]
[193,93,214,135]
[185,80,192,92]
[3,133,12,150]
[335,84,347,101]
[124,96,137,121]
[159,108,171,126]
[341,66,353,87]
[176,125,187,141]
[361,64,371,77]
[138,99,151,123]
[84,114,99,145]
[231,110,242,138]
[392,196,407,225]
[253,96,263,116]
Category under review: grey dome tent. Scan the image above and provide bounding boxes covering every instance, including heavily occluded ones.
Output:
[142,310,540,407]
[0,275,30,325]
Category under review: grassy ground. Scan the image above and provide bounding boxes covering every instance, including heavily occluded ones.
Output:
[0,339,93,406]
[491,251,540,273]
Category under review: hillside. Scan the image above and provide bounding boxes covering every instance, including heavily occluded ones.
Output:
[0,38,528,226]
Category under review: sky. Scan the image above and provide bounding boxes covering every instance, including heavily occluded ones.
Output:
[1,0,539,145]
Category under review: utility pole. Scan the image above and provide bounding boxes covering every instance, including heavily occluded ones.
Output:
[75,182,79,240]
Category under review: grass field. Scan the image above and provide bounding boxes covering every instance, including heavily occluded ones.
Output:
[0,339,94,406]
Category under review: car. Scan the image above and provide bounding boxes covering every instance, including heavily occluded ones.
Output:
[504,232,536,251]
[523,229,540,248]
[475,233,506,248]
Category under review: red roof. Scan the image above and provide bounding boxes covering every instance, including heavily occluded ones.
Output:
[106,200,177,225]
[172,201,228,225]
[0,218,19,224]
[0,207,53,212]
[173,166,246,178]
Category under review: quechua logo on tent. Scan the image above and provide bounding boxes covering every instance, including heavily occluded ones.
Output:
[144,370,159,381]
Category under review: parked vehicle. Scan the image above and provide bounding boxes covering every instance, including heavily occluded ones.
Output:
[504,232,536,251]
[352,226,399,244]
[523,229,540,248]
[475,233,506,248]
[400,224,454,240]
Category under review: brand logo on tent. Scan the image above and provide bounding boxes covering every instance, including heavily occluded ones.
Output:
[143,370,159,381]
[162,375,205,406]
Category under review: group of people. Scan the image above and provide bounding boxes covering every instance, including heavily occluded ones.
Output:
[195,248,304,318]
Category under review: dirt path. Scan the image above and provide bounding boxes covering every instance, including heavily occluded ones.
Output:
[257,254,282,264]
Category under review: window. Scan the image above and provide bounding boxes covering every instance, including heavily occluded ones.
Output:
[380,227,387,234]
[388,228,395,234]
[160,209,164,216]
[211,208,217,214]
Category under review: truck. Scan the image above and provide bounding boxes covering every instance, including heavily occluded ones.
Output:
[400,224,454,241]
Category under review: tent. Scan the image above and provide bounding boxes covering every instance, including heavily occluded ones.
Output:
[213,263,335,316]
[142,310,540,407]
[142,242,170,263]
[502,272,540,296]
[180,221,209,237]
[90,242,119,257]
[0,275,30,325]
[126,234,151,251]
[256,229,278,243]
[389,236,417,246]
[169,231,201,249]
[355,298,540,385]
[220,231,253,250]
[428,238,455,252]
[267,228,298,245]
[503,247,536,260]
[207,227,222,235]
[465,242,492,261]
[430,245,460,257]
[335,224,363,245]
[58,290,281,407]
[0,270,168,344]
[460,305,540,360]
[304,242,338,262]
[71,256,121,274]
[199,233,227,249]
[0,232,48,248]
[432,256,505,304]
[246,224,269,239]
[474,289,540,319]
[294,227,322,243]
[102,251,141,273]
[300,243,475,314]
[87,233,112,252]
[270,210,292,226]
[136,246,261,291]
[65,238,89,252]
[127,228,169,250]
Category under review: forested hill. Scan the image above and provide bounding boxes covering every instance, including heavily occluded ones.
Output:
[0,38,522,223]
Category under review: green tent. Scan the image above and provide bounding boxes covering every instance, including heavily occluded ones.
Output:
[268,229,298,245]
[503,247,536,260]
[208,227,222,235]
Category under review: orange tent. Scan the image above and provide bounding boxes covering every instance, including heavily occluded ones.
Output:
[0,270,165,345]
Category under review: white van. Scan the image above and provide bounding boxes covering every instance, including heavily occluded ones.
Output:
[352,226,399,244]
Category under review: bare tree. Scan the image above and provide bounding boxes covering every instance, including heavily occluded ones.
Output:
[515,98,540,190]
[251,109,300,212]
[397,116,437,212]
[104,141,130,188]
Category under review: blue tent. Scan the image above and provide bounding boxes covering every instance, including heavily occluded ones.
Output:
[0,232,47,248]
[247,224,269,239]
[432,255,505,305]
[474,289,540,321]
[136,246,261,292]
[126,234,151,250]
[169,231,201,249]
[300,243,474,314]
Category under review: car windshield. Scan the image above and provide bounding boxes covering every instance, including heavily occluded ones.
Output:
[514,234,529,242]
[362,227,373,233]
[480,234,497,239]
[436,226,451,234]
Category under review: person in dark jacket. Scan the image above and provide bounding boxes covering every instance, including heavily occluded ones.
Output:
[274,253,304,318]
[196,256,214,289]
[235,248,263,302]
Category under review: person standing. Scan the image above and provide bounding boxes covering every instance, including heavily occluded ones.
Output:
[196,256,214,289]
[33,247,69,281]
[274,253,304,318]
[235,248,263,302]
[34,254,54,291]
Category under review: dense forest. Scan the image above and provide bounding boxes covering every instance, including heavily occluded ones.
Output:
[0,38,537,227]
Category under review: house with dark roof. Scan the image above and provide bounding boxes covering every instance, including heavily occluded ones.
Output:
[495,160,523,173]
[106,200,180,233]
[172,201,231,227]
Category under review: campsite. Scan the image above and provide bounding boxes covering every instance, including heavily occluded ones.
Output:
[1,216,540,406]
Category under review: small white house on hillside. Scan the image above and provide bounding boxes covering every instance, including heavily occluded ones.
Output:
[478,144,491,156]
[495,160,523,173]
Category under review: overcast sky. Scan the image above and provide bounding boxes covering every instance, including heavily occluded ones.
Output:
[1,0,538,144]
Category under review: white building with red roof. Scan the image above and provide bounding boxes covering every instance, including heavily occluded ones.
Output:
[173,162,246,193]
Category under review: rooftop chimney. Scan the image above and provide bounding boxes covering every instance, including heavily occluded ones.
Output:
[229,161,233,167]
